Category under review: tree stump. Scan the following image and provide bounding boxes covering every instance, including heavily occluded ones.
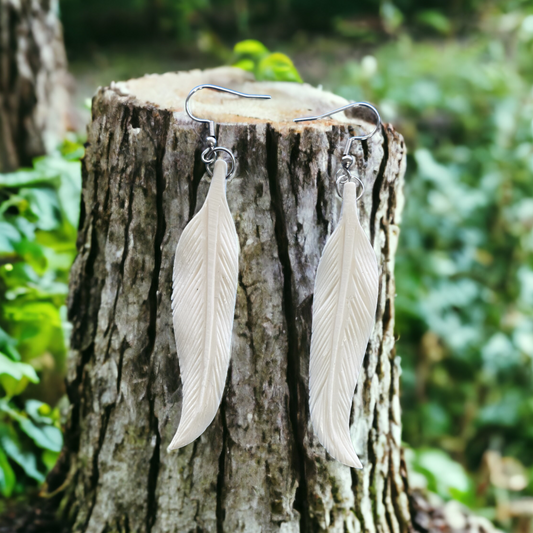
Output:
[0,0,71,172]
[52,67,410,532]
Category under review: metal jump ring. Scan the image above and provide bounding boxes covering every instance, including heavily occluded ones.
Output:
[336,167,364,199]
[205,147,237,181]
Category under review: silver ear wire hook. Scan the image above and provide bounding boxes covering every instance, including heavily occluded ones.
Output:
[185,84,271,180]
[294,102,381,140]
[185,84,272,137]
[294,102,381,198]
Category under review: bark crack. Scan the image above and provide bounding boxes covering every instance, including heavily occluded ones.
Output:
[146,419,161,533]
[351,468,367,531]
[189,128,208,221]
[104,115,136,359]
[288,131,302,208]
[144,110,171,531]
[216,372,230,533]
[266,124,309,531]
[315,169,329,239]
[370,125,390,244]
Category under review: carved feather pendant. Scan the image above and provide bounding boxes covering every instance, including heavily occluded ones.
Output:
[168,159,239,451]
[309,181,379,468]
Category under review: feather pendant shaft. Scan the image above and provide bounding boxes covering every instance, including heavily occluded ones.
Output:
[168,159,239,451]
[309,181,379,468]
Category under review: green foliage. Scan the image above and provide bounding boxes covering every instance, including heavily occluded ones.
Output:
[380,1,404,34]
[416,10,453,35]
[0,353,39,398]
[0,138,83,495]
[59,0,504,50]
[232,40,302,83]
[407,447,474,505]
[328,4,533,522]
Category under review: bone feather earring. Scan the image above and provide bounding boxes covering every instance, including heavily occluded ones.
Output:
[294,103,381,468]
[168,85,271,452]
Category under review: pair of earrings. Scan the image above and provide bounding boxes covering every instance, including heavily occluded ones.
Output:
[168,85,380,469]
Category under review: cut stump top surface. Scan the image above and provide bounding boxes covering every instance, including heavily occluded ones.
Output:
[114,66,378,134]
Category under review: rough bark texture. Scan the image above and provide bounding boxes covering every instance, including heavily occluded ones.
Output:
[0,0,70,172]
[51,67,411,532]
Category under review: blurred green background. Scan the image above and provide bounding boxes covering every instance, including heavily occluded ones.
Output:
[1,0,533,530]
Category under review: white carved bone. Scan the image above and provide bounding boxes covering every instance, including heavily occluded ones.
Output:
[168,159,239,451]
[309,181,379,468]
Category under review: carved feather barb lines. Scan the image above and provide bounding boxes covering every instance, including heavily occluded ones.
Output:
[168,159,239,451]
[309,181,379,468]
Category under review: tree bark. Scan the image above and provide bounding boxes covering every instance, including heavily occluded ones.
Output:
[0,0,70,172]
[51,67,411,532]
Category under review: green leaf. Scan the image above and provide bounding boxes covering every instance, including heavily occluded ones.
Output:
[19,420,62,452]
[18,418,62,452]
[11,216,36,241]
[31,156,82,228]
[233,58,255,73]
[231,41,304,84]
[60,137,85,161]
[1,403,62,452]
[2,301,64,364]
[256,53,303,83]
[0,447,16,497]
[10,240,47,274]
[0,352,39,397]
[0,222,21,253]
[0,433,45,483]
[0,327,21,362]
[57,169,82,228]
[413,448,472,502]
[42,449,60,472]
[417,10,452,35]
[25,399,54,425]
[0,169,58,189]
[38,425,63,451]
[18,188,61,231]
[233,39,269,60]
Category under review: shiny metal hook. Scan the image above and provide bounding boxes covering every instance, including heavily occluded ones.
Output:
[185,84,271,180]
[294,101,381,154]
[294,101,381,198]
[185,84,271,137]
